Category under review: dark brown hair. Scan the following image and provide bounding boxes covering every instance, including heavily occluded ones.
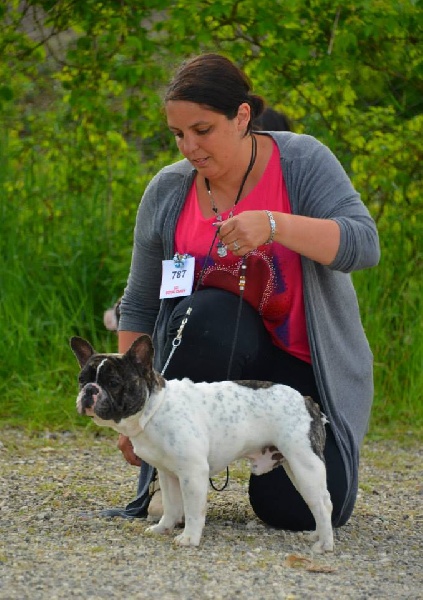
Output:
[253,107,292,132]
[165,54,265,133]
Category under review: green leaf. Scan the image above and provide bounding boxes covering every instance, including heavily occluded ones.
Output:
[0,86,13,101]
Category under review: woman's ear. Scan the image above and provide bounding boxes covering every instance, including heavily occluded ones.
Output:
[236,102,251,132]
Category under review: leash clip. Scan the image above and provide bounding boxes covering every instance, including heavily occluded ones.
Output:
[161,308,192,376]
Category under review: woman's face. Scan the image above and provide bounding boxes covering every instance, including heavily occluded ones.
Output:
[166,100,250,180]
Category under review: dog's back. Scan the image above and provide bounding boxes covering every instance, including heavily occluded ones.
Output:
[131,378,320,476]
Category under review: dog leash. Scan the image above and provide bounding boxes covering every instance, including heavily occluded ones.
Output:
[160,238,247,380]
[161,136,257,377]
[160,232,248,493]
[159,229,219,378]
[208,255,246,493]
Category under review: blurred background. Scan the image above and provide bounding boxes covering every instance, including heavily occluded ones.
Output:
[0,0,421,434]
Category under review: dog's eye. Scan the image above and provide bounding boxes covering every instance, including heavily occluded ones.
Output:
[108,378,121,389]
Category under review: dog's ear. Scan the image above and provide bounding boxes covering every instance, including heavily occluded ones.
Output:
[126,335,154,370]
[70,336,96,368]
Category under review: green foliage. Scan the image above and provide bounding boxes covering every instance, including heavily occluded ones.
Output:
[0,0,421,433]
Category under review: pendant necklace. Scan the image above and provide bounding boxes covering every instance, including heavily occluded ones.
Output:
[205,134,257,258]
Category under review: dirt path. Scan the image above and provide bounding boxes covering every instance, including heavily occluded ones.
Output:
[0,429,421,599]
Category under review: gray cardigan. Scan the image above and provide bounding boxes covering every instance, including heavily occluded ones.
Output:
[119,132,380,515]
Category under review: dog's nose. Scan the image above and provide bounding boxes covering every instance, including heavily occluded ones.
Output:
[84,383,100,408]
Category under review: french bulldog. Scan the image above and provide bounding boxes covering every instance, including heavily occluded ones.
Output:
[70,334,334,553]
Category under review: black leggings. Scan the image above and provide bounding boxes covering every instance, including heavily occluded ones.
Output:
[162,288,356,530]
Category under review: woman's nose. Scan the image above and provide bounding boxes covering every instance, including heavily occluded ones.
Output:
[180,133,199,155]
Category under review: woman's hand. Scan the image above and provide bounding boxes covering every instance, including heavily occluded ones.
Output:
[216,210,272,255]
[217,210,341,265]
[117,434,142,467]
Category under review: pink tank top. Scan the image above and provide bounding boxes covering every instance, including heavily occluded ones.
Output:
[175,141,311,363]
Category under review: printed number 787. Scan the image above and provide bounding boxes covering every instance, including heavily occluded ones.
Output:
[172,270,186,279]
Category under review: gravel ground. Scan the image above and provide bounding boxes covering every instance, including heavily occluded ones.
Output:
[0,428,422,599]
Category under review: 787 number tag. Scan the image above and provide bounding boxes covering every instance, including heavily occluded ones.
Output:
[160,256,195,299]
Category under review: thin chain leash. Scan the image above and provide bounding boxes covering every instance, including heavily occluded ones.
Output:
[159,227,219,378]
[160,234,247,381]
[160,237,248,493]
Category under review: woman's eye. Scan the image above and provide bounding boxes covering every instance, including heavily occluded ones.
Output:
[172,128,211,140]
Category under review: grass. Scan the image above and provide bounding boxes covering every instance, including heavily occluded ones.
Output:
[0,133,421,437]
[353,216,422,434]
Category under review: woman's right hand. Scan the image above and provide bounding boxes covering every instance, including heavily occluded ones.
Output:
[117,434,142,467]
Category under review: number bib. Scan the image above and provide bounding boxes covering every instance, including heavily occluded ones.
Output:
[159,256,195,299]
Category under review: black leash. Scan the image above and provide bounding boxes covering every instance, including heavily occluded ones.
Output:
[161,240,248,493]
[161,137,256,492]
[208,255,247,492]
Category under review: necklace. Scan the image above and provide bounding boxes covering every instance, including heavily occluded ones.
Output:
[205,134,257,258]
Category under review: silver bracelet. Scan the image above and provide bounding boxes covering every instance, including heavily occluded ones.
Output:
[264,210,276,244]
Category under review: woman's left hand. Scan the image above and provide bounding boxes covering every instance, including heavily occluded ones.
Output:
[216,210,273,256]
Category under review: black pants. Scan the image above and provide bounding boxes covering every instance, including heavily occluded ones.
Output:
[163,288,356,531]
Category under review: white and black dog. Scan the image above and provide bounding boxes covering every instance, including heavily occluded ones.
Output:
[70,335,334,553]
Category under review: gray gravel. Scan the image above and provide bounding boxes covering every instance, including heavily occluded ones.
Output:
[0,428,422,599]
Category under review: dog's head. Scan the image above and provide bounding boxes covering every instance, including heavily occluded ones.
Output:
[70,335,163,424]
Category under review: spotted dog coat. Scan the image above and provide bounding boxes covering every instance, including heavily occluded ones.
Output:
[70,335,334,553]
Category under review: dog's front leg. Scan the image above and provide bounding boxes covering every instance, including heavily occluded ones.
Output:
[173,463,209,547]
[145,472,183,536]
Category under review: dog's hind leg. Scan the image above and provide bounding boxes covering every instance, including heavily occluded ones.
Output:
[173,461,210,547]
[283,450,334,553]
[145,472,184,536]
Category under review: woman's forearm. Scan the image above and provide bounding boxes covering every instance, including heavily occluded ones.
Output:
[118,331,145,354]
[273,212,341,266]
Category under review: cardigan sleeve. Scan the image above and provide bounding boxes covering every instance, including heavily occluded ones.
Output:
[118,160,196,334]
[281,134,380,273]
[118,175,164,334]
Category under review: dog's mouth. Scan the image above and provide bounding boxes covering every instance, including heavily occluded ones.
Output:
[77,383,101,417]
[77,385,124,424]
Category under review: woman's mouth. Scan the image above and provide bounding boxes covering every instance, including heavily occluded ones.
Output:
[192,157,209,168]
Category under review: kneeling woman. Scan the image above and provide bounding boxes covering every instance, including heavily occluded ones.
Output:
[107,53,380,530]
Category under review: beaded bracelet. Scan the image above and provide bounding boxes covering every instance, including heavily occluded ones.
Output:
[264,210,276,244]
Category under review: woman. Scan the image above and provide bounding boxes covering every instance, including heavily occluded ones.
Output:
[108,53,380,531]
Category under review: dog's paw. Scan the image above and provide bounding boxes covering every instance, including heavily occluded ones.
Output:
[311,537,334,554]
[307,530,319,542]
[145,523,173,536]
[173,532,201,547]
[146,514,161,523]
